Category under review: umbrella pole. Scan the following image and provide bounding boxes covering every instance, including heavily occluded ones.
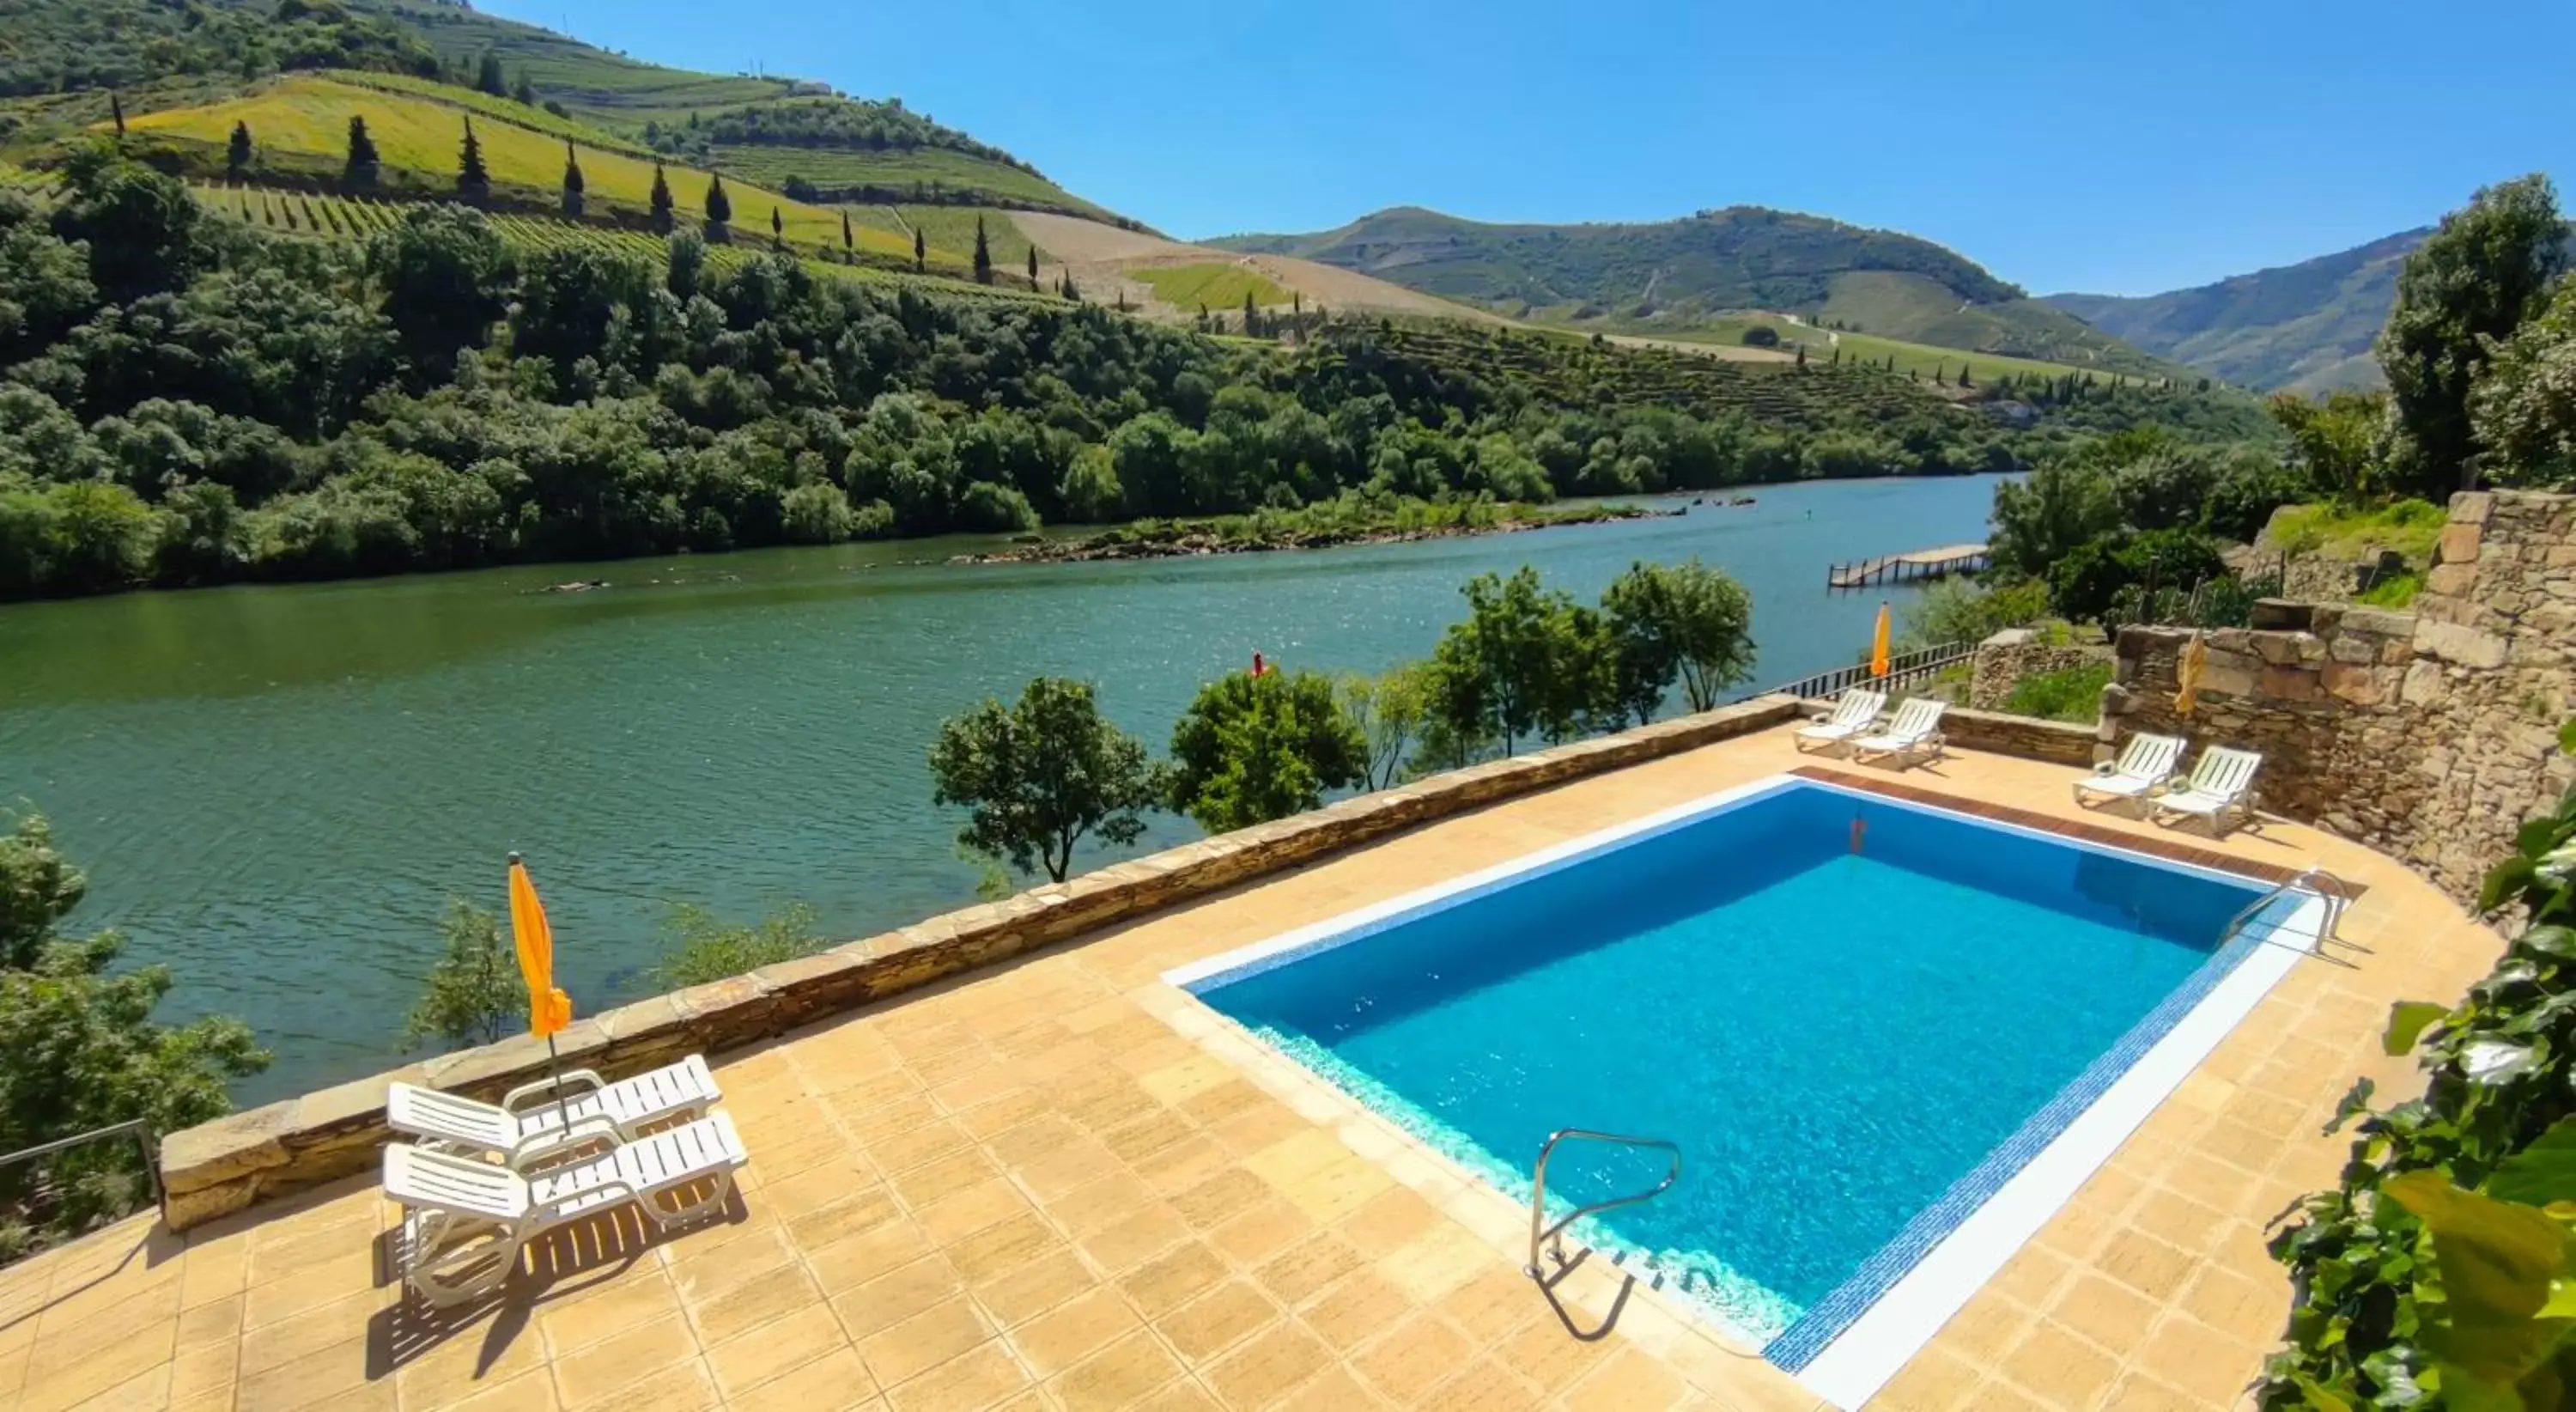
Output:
[546,1032,574,1134]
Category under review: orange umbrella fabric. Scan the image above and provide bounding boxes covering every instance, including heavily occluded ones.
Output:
[2175,631,2208,716]
[507,853,574,1039]
[1868,602,1892,679]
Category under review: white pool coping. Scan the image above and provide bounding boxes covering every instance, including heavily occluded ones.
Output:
[1160,772,2328,1409]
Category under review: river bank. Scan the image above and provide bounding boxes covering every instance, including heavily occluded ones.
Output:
[948,501,1674,565]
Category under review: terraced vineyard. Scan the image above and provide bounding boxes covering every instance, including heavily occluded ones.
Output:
[1353,322,1953,429]
[1132,263,1294,311]
[185,183,1056,306]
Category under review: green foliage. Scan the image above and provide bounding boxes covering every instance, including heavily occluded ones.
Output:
[0,813,269,1260]
[1990,461,2119,581]
[650,903,826,989]
[2266,741,2576,1406]
[2001,660,2112,723]
[2377,173,2569,497]
[928,677,1163,883]
[2267,498,2448,561]
[454,117,490,203]
[401,900,519,1051]
[52,143,204,302]
[971,215,991,285]
[2268,389,2390,502]
[1166,668,1366,833]
[1898,577,2050,651]
[0,0,438,97]
[2047,527,2227,627]
[1337,664,1432,791]
[369,202,513,373]
[1599,557,1756,720]
[1425,566,1613,755]
[2473,274,2576,490]
[343,114,380,190]
[2358,570,2425,609]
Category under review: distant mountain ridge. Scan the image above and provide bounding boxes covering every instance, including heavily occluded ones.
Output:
[1210,205,2182,378]
[2042,231,2430,394]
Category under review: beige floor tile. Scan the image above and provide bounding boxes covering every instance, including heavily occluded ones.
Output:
[1005,1286,1139,1379]
[1048,1329,1188,1410]
[857,1296,994,1389]
[1200,1318,1332,1409]
[880,1342,1031,1412]
[1119,1242,1229,1319]
[548,1310,700,1408]
[1160,1281,1279,1364]
[1352,1313,1473,1403]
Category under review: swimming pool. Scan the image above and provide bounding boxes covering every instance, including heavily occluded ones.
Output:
[1169,775,2324,1406]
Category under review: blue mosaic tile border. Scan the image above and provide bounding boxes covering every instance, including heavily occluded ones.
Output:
[1761,899,2279,1373]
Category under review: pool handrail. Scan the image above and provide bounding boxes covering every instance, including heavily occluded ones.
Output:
[1526,1127,1684,1280]
[2220,866,2361,965]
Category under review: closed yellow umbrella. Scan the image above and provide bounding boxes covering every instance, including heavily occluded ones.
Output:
[507,852,576,1127]
[1869,601,1893,679]
[2174,631,2208,715]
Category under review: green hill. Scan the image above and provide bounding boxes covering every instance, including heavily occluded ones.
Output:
[2044,231,2428,394]
[1211,205,2180,378]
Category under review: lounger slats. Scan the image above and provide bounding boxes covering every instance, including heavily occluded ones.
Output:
[389,1056,721,1167]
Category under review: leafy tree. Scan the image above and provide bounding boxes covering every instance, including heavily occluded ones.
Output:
[1990,460,2118,580]
[1167,666,1366,831]
[1426,567,1607,755]
[401,900,519,1050]
[1337,665,1431,790]
[1242,289,1258,338]
[559,141,584,219]
[1600,557,1756,721]
[972,216,992,284]
[2109,447,2221,532]
[1898,577,2049,651]
[0,813,269,1253]
[474,48,506,96]
[454,117,489,204]
[511,71,536,107]
[2470,274,2576,489]
[343,114,380,190]
[914,226,926,272]
[2377,173,2568,495]
[928,678,1163,882]
[1025,245,1038,287]
[1741,326,1779,348]
[769,205,784,249]
[225,120,252,181]
[651,903,824,989]
[369,204,513,375]
[52,146,202,301]
[647,161,674,234]
[702,174,732,243]
[2267,390,2387,502]
[2047,527,2227,627]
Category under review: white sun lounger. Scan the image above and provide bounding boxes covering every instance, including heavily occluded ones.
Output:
[2152,746,2264,834]
[387,1054,720,1170]
[1795,689,1886,752]
[2073,733,2186,811]
[1849,698,1947,767]
[386,1110,748,1305]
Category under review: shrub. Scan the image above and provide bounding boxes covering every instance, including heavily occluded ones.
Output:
[1899,577,2050,650]
[651,904,826,989]
[402,900,519,1050]
[1740,326,1781,348]
[2357,569,2424,610]
[2048,527,2227,627]
[1166,667,1365,832]
[2002,660,2111,723]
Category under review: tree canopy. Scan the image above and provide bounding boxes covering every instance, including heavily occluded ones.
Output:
[1167,666,1366,831]
[928,678,1163,882]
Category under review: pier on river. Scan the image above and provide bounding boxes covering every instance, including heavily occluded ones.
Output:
[1826,543,1990,589]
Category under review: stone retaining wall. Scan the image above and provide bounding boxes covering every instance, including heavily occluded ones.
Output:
[1968,629,2106,711]
[2106,490,2575,904]
[1940,705,2101,765]
[158,694,1804,1231]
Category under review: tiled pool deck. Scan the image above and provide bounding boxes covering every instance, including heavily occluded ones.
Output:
[0,724,2505,1411]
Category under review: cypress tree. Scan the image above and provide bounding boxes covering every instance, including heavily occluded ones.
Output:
[512,72,537,107]
[771,204,784,248]
[703,174,732,242]
[971,216,992,284]
[913,226,926,272]
[561,140,585,218]
[649,162,675,234]
[1242,289,1258,337]
[110,91,125,137]
[841,210,854,264]
[456,118,489,203]
[1958,362,1972,388]
[344,115,380,190]
[475,50,507,96]
[1795,344,1807,368]
[226,120,252,181]
[1025,245,1039,287]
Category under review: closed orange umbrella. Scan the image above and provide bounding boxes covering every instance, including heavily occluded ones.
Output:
[2175,631,2208,715]
[1869,601,1893,679]
[507,853,573,1038]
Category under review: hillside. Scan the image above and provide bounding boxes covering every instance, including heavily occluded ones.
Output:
[2044,231,2427,393]
[1005,210,1510,325]
[1212,205,2181,378]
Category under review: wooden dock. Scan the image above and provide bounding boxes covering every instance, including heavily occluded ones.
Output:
[1827,543,1990,589]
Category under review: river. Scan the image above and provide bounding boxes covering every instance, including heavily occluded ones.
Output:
[0,474,2003,1102]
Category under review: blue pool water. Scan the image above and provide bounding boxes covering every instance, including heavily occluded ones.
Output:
[1192,780,2268,1347]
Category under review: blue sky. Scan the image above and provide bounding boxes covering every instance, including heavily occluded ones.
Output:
[487,0,2573,296]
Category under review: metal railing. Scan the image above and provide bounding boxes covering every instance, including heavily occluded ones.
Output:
[1760,641,1976,706]
[0,1119,164,1227]
[2221,867,2364,967]
[1526,1128,1682,1280]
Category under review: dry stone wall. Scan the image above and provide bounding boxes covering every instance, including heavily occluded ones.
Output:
[2106,490,2574,903]
[1968,629,2105,711]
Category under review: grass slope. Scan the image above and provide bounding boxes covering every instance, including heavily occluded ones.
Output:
[121,76,930,265]
[1129,264,1293,311]
[1212,205,2179,378]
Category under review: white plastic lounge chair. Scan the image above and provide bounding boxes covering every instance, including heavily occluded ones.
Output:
[2152,746,2264,834]
[1795,689,1886,753]
[2073,733,2186,811]
[386,1111,748,1305]
[1849,698,1947,767]
[387,1054,720,1170]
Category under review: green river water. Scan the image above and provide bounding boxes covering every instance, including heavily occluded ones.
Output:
[0,474,2002,1102]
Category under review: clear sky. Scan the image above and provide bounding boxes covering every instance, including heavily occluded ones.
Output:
[484,0,2573,296]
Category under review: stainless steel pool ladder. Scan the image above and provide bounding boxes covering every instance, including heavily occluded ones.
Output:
[1526,1128,1682,1280]
[2220,867,2365,966]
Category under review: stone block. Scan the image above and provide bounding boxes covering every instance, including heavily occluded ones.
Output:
[2322,663,2389,706]
[2416,618,2510,669]
[2251,632,2312,666]
[2202,662,2259,697]
[2451,490,2494,526]
[2248,599,2314,631]
[2259,665,2322,700]
[2426,563,2478,598]
[2340,607,2416,637]
[2329,635,2378,664]
[161,1101,297,1195]
[2437,523,2484,565]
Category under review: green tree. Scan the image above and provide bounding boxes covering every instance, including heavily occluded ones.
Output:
[702,174,732,242]
[2047,527,2227,627]
[1898,577,2049,651]
[401,900,519,1050]
[972,216,992,284]
[369,204,513,375]
[474,48,507,96]
[559,140,585,219]
[1989,460,2118,580]
[2267,390,2387,502]
[929,678,1163,883]
[1167,667,1366,832]
[841,210,853,264]
[1600,557,1757,722]
[2471,274,2576,489]
[454,117,489,204]
[0,813,269,1252]
[343,114,380,191]
[651,904,824,989]
[2377,173,2568,495]
[225,120,252,181]
[647,161,674,234]
[769,205,784,249]
[511,71,536,107]
[1025,245,1038,287]
[108,92,124,137]
[1426,567,1608,755]
[914,226,926,272]
[1337,664,1431,790]
[1242,289,1258,338]
[52,145,201,301]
